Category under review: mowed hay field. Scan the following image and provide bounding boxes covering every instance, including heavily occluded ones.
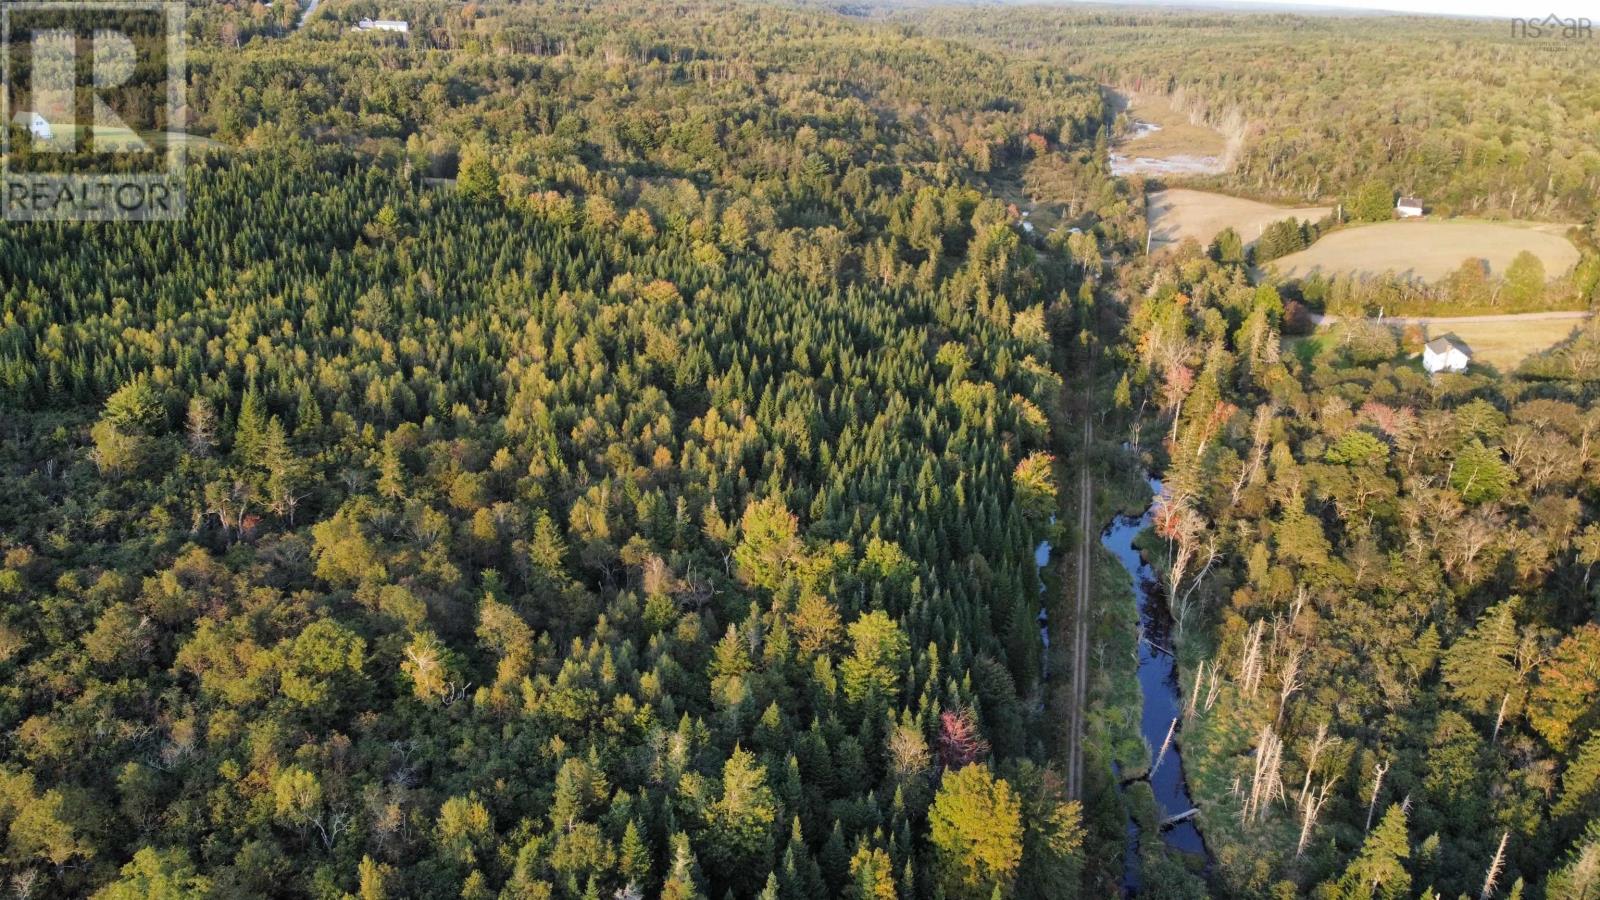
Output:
[1148,189,1331,250]
[1289,316,1590,371]
[1268,220,1580,282]
[1425,318,1588,371]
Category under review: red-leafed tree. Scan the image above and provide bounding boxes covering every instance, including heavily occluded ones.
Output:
[937,708,990,770]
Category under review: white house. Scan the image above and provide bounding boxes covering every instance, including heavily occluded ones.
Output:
[26,112,52,140]
[1396,196,1425,218]
[11,111,53,141]
[1423,335,1471,374]
[353,18,409,33]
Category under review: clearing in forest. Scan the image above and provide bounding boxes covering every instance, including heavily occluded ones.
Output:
[1424,317,1588,371]
[1293,313,1589,371]
[1108,91,1229,178]
[1267,220,1580,283]
[1147,188,1331,251]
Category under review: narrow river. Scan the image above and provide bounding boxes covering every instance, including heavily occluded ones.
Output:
[1034,521,1053,681]
[1100,476,1208,892]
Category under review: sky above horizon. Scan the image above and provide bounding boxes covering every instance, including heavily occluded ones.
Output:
[1217,0,1592,17]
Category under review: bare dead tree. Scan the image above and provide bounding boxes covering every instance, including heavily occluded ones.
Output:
[204,478,253,544]
[1238,620,1266,699]
[279,775,351,851]
[1481,831,1510,900]
[314,807,351,851]
[1170,535,1218,640]
[1231,404,1275,508]
[1186,660,1205,720]
[440,680,473,707]
[11,868,39,900]
[1492,634,1547,744]
[1152,717,1179,779]
[1365,760,1390,833]
[1267,615,1285,671]
[1298,722,1340,809]
[1296,777,1337,858]
[1276,645,1303,726]
[1241,724,1285,826]
[1491,692,1512,746]
[1154,496,1205,603]
[186,396,217,456]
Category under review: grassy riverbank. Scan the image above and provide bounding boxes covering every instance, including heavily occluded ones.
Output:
[1075,443,1161,890]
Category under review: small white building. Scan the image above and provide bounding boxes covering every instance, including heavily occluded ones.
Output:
[1396,196,1425,218]
[1423,335,1471,374]
[11,111,53,141]
[354,17,409,32]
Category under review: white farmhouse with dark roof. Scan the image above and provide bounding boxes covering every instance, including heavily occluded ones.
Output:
[1396,196,1425,218]
[1423,335,1471,373]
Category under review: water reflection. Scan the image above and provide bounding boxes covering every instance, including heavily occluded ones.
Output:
[1100,477,1209,891]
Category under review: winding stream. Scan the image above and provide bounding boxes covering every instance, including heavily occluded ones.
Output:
[1100,476,1208,892]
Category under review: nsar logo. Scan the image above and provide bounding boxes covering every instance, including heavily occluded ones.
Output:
[1511,13,1593,39]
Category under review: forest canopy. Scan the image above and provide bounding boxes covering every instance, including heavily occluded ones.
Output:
[0,0,1123,896]
[1,0,1598,897]
[908,6,1600,221]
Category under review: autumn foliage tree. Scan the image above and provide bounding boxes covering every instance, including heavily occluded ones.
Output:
[929,765,1025,899]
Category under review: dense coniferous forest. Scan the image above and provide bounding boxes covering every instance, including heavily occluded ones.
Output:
[2,0,1599,897]
[0,1,1137,897]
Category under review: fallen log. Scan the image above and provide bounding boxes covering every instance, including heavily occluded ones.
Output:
[1160,808,1200,829]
